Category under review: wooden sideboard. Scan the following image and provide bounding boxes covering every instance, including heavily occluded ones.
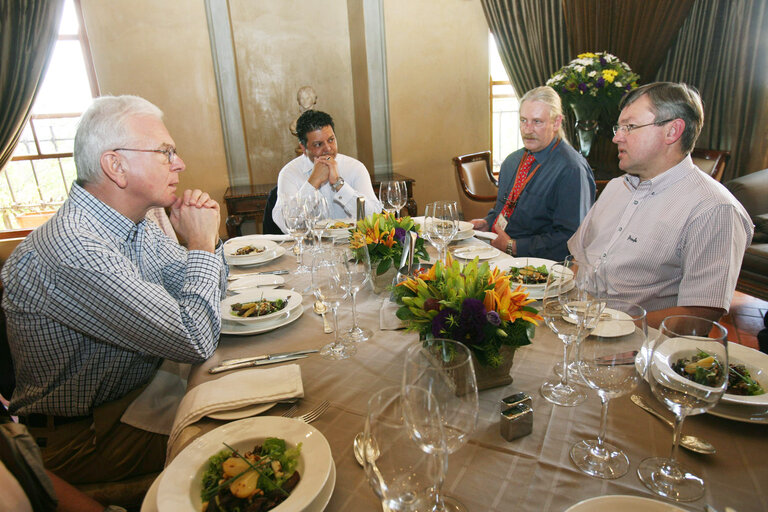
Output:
[223,173,417,238]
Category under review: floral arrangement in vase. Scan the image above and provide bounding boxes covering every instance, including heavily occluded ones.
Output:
[392,255,543,368]
[546,52,640,132]
[349,211,428,276]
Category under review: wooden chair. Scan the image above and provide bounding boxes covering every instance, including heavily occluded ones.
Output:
[453,151,498,221]
[691,148,730,182]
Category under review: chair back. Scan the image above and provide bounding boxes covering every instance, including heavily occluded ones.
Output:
[453,151,497,220]
[262,186,282,234]
[691,148,730,182]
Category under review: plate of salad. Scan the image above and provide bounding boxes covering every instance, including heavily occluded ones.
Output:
[157,416,333,512]
[221,290,302,324]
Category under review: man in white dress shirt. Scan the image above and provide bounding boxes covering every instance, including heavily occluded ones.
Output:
[568,82,753,328]
[272,110,381,233]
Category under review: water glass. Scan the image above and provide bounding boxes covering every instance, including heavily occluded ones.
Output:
[311,248,356,360]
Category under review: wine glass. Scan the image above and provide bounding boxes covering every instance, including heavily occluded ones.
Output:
[310,248,356,360]
[423,201,458,264]
[364,386,445,512]
[402,339,479,512]
[637,315,728,502]
[569,299,647,479]
[379,180,407,217]
[281,196,310,272]
[304,190,330,251]
[340,245,373,343]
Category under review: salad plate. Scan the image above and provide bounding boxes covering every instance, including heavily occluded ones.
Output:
[221,289,302,324]
[319,218,355,238]
[412,216,474,241]
[226,246,287,267]
[708,400,768,424]
[207,401,277,420]
[157,416,333,512]
[221,303,304,336]
[224,238,278,262]
[452,244,500,260]
[565,495,687,511]
[227,274,285,293]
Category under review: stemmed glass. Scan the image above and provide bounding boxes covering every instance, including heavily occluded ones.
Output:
[637,316,728,502]
[363,386,445,512]
[570,299,647,479]
[304,190,330,251]
[379,180,407,217]
[310,248,356,360]
[340,245,373,342]
[423,201,458,264]
[402,339,479,512]
[281,196,310,272]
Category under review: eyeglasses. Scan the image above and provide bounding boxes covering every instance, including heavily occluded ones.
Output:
[612,119,675,136]
[113,146,178,164]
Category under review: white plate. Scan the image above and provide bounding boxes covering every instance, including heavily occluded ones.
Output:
[224,238,278,262]
[565,495,687,511]
[452,245,500,260]
[207,402,276,420]
[452,228,475,241]
[563,307,636,338]
[473,230,497,241]
[719,343,768,407]
[221,303,304,335]
[157,416,333,512]
[227,274,285,292]
[708,400,768,424]
[412,217,474,234]
[227,246,287,267]
[320,218,355,238]
[221,289,302,324]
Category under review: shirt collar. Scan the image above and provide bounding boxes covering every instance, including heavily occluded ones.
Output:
[70,182,145,242]
[301,154,314,175]
[530,137,560,164]
[623,154,695,192]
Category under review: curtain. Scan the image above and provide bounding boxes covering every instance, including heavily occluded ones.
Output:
[0,1,64,171]
[481,0,570,98]
[656,0,768,181]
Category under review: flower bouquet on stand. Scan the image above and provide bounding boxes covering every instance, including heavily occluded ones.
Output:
[392,255,543,390]
[349,211,428,293]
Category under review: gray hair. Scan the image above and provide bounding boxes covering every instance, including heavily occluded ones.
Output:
[74,95,164,184]
[620,82,703,155]
[520,86,568,142]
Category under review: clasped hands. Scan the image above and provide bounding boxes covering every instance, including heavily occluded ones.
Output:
[170,189,220,253]
[307,156,341,190]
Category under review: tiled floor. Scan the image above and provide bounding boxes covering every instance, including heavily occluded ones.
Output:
[721,291,768,350]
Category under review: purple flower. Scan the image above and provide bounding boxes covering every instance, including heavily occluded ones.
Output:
[599,56,607,66]
[595,77,605,88]
[454,298,486,345]
[432,307,458,338]
[578,82,588,93]
[486,310,501,326]
[394,227,406,244]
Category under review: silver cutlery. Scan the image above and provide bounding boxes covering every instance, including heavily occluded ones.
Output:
[208,352,312,374]
[227,269,289,281]
[219,349,319,367]
[284,400,330,423]
[630,394,716,454]
[314,300,332,333]
[281,404,299,417]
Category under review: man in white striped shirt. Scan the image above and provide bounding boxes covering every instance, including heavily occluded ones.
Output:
[568,82,753,328]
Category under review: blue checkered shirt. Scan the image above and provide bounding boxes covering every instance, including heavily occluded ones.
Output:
[1,183,227,416]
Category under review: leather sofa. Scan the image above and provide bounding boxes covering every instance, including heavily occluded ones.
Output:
[725,168,768,301]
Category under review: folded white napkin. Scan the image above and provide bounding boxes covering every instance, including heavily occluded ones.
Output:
[121,360,190,435]
[166,364,303,454]
[380,298,405,330]
[473,230,497,241]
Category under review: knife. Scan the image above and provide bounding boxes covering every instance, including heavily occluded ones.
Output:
[220,349,319,367]
[208,353,311,374]
[228,270,289,280]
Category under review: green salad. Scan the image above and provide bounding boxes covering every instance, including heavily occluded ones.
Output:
[508,264,549,285]
[201,438,302,512]
[672,350,765,396]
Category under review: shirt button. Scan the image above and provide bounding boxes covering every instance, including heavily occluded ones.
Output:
[618,227,623,231]
[633,200,638,205]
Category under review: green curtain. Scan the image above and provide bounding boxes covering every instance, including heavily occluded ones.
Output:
[655,0,768,180]
[0,0,64,171]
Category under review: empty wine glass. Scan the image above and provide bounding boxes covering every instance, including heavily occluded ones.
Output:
[423,201,458,264]
[364,386,445,512]
[570,300,647,479]
[340,244,373,342]
[311,248,356,360]
[379,180,407,217]
[281,196,310,272]
[304,190,330,251]
[402,339,479,512]
[637,315,728,502]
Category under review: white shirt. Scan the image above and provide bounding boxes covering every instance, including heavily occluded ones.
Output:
[272,153,382,233]
[567,156,753,312]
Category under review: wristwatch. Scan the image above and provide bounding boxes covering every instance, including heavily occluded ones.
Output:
[506,239,516,256]
[331,177,345,192]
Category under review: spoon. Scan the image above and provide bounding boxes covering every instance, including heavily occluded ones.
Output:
[353,432,365,466]
[630,394,716,455]
[314,300,332,334]
[353,431,380,467]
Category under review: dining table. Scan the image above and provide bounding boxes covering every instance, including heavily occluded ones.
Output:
[143,235,768,512]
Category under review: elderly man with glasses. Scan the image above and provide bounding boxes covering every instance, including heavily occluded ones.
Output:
[1,95,227,484]
[568,82,753,328]
[470,86,595,261]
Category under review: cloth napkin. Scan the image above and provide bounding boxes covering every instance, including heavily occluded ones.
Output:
[380,298,405,330]
[166,364,304,454]
[121,360,190,435]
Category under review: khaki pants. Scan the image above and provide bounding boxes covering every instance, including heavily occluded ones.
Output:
[27,387,168,485]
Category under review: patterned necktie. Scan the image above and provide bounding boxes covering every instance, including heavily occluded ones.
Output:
[493,152,536,230]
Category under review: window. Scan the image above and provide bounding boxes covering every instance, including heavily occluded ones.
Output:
[489,34,522,174]
[0,0,97,233]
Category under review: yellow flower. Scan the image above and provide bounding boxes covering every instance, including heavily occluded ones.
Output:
[602,69,618,83]
[578,52,597,59]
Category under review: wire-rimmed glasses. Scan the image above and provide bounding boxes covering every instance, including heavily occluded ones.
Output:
[113,146,178,163]
[612,118,675,136]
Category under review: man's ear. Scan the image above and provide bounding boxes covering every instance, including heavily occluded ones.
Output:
[100,151,128,189]
[664,119,686,146]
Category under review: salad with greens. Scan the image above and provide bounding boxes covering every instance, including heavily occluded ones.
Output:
[671,350,765,396]
[508,264,549,285]
[201,437,302,512]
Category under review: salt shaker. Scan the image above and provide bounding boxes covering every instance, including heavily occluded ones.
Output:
[501,392,532,411]
[500,403,533,441]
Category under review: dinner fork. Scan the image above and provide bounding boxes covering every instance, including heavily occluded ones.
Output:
[292,400,330,423]
[281,404,298,418]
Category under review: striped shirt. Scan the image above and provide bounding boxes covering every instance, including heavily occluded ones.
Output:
[1,183,227,417]
[568,156,753,312]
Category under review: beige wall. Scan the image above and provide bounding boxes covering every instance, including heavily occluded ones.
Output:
[384,0,489,214]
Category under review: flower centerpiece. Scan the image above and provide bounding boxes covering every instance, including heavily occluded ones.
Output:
[546,52,640,157]
[349,211,429,291]
[392,255,543,389]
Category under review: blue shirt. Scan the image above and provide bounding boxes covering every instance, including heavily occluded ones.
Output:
[484,138,595,260]
[1,183,228,416]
